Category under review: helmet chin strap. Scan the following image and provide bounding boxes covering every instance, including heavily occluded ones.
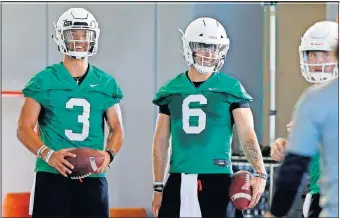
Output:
[193,53,221,75]
[193,65,214,75]
[70,55,86,60]
[68,46,94,60]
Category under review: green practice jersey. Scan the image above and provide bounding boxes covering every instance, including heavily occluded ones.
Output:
[309,153,320,194]
[153,72,253,174]
[22,62,123,177]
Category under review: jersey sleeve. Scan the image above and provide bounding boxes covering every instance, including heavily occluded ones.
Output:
[286,91,320,157]
[103,77,124,110]
[153,73,191,106]
[226,80,254,104]
[152,82,173,106]
[22,73,49,106]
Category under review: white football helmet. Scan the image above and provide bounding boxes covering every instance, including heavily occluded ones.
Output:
[52,8,100,59]
[299,21,338,83]
[179,17,230,74]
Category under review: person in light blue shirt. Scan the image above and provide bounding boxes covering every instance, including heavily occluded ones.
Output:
[270,20,338,218]
[267,77,339,217]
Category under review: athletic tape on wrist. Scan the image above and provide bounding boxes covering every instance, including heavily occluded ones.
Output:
[45,150,55,164]
[154,181,164,186]
[37,145,48,158]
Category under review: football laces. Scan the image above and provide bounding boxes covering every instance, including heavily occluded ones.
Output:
[244,174,250,191]
[70,173,92,180]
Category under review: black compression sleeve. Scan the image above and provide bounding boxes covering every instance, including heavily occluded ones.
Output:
[159,104,170,116]
[270,153,312,217]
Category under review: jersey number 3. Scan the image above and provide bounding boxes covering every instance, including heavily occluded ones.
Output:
[182,94,207,134]
[65,98,90,141]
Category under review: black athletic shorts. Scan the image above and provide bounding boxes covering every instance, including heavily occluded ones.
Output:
[30,172,109,217]
[308,193,322,217]
[158,173,244,218]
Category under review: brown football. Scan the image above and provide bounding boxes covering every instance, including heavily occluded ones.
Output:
[229,170,253,210]
[64,148,105,179]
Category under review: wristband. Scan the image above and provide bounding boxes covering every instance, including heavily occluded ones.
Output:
[105,149,115,163]
[153,183,164,193]
[154,181,164,185]
[254,172,268,180]
[44,149,55,164]
[37,145,48,158]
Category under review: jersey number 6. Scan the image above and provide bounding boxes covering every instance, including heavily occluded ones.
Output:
[65,98,90,141]
[182,94,207,134]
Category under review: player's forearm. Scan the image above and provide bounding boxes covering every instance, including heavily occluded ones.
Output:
[270,153,311,216]
[152,138,169,183]
[240,130,266,174]
[105,127,124,155]
[17,125,44,156]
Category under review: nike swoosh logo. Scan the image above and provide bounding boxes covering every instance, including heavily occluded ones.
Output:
[90,84,99,87]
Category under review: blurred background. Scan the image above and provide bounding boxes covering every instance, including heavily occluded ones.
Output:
[1,2,339,217]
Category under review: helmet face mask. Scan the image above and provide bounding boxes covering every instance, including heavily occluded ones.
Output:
[53,8,100,60]
[301,50,338,83]
[180,17,230,74]
[299,21,339,83]
[63,28,96,54]
[190,42,227,68]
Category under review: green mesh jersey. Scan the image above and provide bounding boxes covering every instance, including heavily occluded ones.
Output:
[22,62,123,177]
[293,102,320,194]
[153,72,253,174]
[309,153,320,194]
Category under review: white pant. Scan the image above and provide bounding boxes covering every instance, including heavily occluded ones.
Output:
[180,174,202,217]
[303,192,313,217]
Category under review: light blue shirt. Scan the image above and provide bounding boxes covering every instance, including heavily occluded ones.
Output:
[287,79,339,217]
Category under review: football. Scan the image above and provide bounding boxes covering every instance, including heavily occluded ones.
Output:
[229,170,253,210]
[64,148,105,179]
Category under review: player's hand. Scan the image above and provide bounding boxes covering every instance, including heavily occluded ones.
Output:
[286,121,294,132]
[318,179,325,185]
[152,192,162,217]
[242,176,266,208]
[96,151,111,174]
[47,148,76,177]
[270,138,288,161]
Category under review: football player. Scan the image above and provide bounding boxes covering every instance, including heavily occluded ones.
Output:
[270,21,338,217]
[151,17,267,217]
[17,8,124,217]
[266,68,338,217]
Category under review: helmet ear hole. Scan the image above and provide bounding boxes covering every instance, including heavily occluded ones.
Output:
[89,46,94,53]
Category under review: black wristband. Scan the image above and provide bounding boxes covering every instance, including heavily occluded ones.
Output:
[105,149,115,163]
[254,172,267,180]
[153,184,164,193]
